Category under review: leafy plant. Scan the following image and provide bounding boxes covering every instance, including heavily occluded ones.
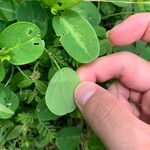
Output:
[46,67,80,116]
[0,0,149,149]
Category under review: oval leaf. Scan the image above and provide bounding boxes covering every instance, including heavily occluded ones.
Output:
[0,0,18,22]
[35,80,47,95]
[5,125,23,141]
[71,1,101,27]
[45,67,80,116]
[0,22,45,65]
[99,39,112,56]
[36,100,58,121]
[10,70,32,89]
[111,0,129,7]
[0,83,19,119]
[52,10,100,63]
[0,103,14,119]
[17,0,48,38]
[42,0,82,14]
[56,127,81,150]
[16,79,33,89]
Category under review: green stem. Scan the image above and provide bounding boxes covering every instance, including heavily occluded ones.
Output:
[97,2,101,10]
[102,11,135,20]
[33,61,40,72]
[50,45,62,48]
[5,66,14,87]
[16,66,31,80]
[84,0,150,4]
[45,49,61,70]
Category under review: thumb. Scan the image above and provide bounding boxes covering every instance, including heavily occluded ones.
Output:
[74,81,139,150]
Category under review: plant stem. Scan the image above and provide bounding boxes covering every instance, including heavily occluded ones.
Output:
[50,45,62,48]
[84,0,150,4]
[5,66,14,87]
[102,11,135,20]
[33,61,40,72]
[45,49,61,70]
[16,66,31,80]
[97,2,101,10]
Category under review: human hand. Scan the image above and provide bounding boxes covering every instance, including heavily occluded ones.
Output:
[74,13,150,150]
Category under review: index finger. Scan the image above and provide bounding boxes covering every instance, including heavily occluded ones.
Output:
[77,52,150,92]
[108,13,150,46]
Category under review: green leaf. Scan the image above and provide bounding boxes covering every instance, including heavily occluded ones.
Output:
[0,20,6,34]
[5,125,22,141]
[140,46,150,61]
[95,26,107,39]
[45,67,80,116]
[71,1,101,27]
[56,127,81,150]
[101,2,116,15]
[10,70,32,89]
[0,62,5,82]
[42,0,55,7]
[0,22,45,65]
[36,100,58,121]
[0,83,19,119]
[111,0,129,7]
[143,0,150,11]
[53,10,100,63]
[116,41,147,56]
[0,0,18,22]
[36,121,56,140]
[88,131,106,150]
[0,103,14,119]
[48,66,58,80]
[136,41,147,52]
[99,39,112,56]
[35,80,47,95]
[42,0,82,14]
[36,138,50,149]
[17,0,48,38]
[16,79,33,89]
[0,47,11,62]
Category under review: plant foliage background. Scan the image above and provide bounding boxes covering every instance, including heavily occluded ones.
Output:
[0,0,150,149]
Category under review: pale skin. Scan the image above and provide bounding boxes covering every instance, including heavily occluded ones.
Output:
[74,13,150,150]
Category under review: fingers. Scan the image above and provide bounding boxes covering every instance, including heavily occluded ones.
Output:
[77,52,150,92]
[108,82,141,118]
[108,13,150,46]
[130,91,142,104]
[74,81,141,150]
[141,90,150,124]
[107,82,131,111]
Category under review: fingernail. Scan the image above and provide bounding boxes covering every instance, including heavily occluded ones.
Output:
[74,82,97,106]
